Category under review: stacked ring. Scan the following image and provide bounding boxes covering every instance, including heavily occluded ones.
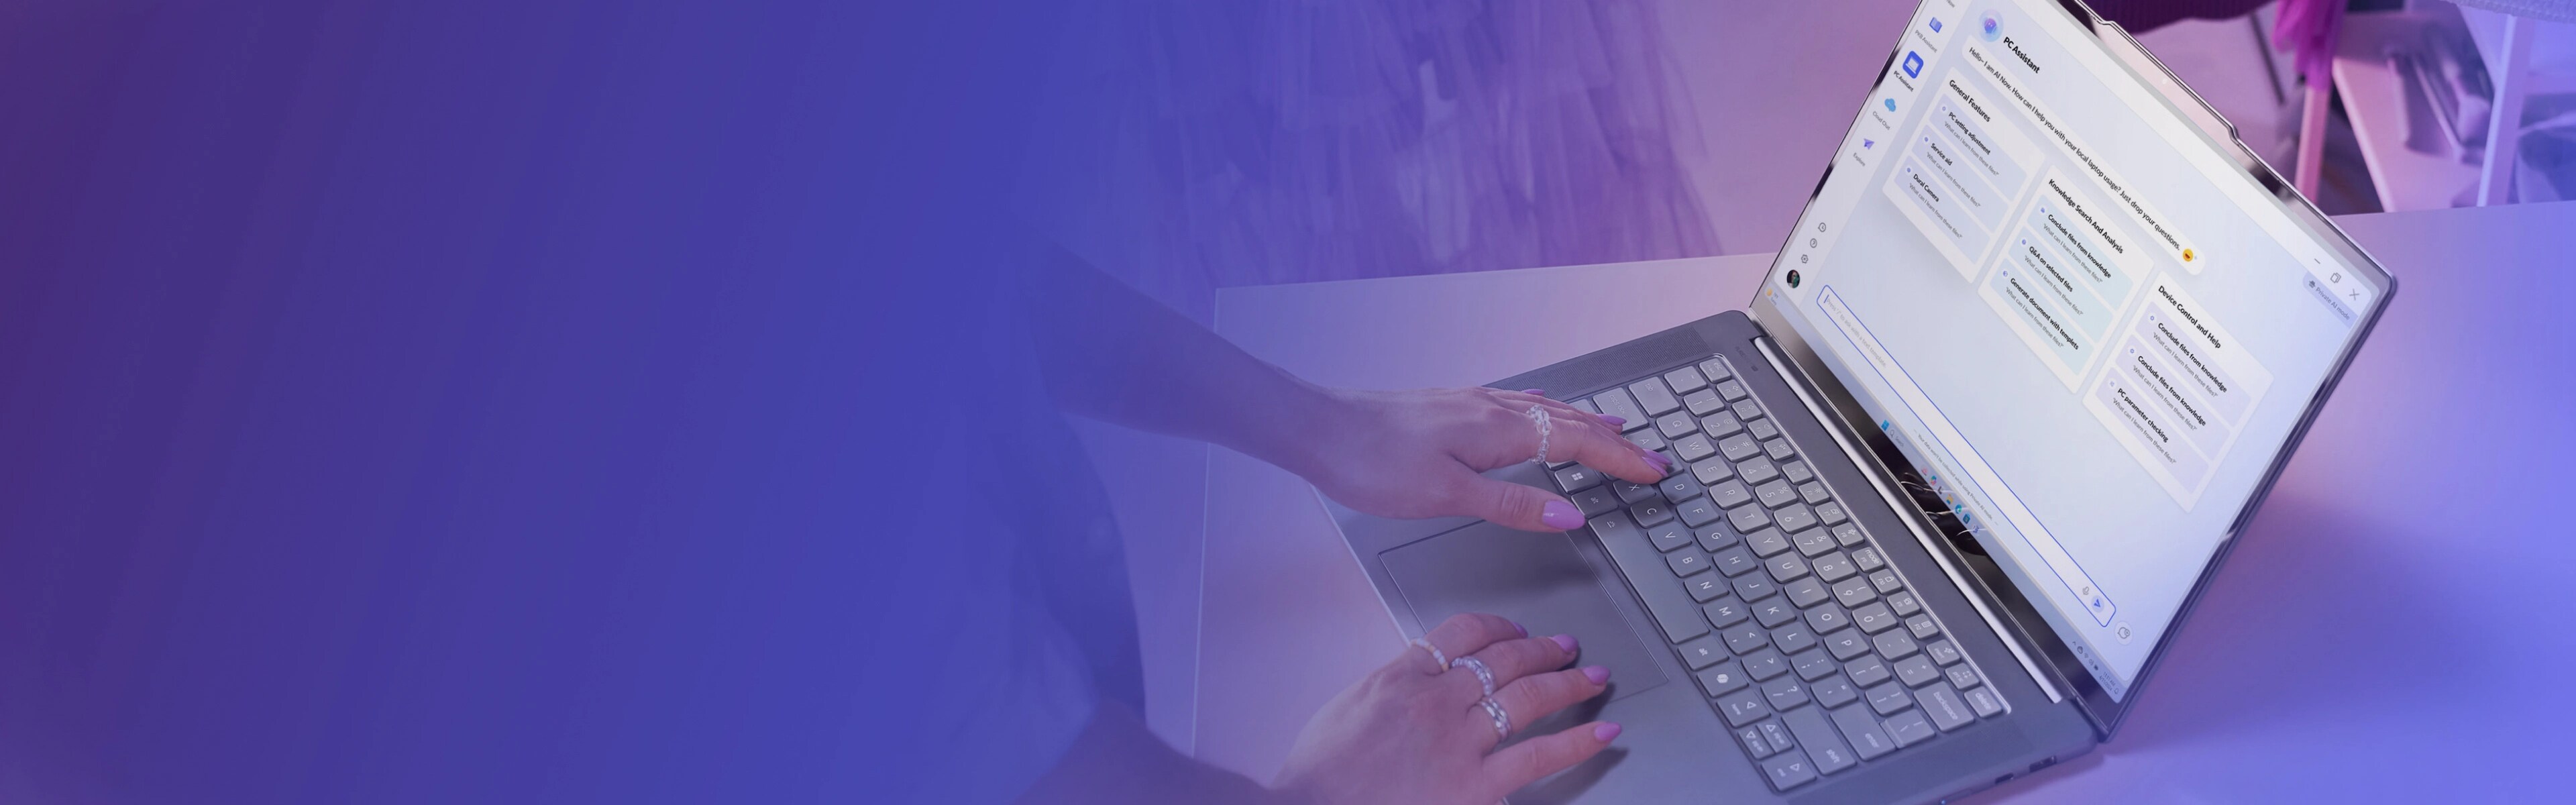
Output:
[1477,696,1512,739]
[1525,405,1554,465]
[1450,655,1497,698]
[1408,637,1448,669]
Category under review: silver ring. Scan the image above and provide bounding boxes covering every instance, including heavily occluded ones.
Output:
[1525,405,1554,465]
[1477,696,1512,739]
[1451,655,1497,698]
[1409,637,1448,669]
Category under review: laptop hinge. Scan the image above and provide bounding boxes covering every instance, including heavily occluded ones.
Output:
[1754,337,2067,704]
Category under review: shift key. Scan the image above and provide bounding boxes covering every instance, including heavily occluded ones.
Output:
[1780,707,1858,775]
[1593,512,1711,643]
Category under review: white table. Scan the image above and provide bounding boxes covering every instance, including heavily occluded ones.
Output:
[1167,200,2576,802]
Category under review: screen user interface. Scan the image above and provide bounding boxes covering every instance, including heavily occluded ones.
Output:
[1764,0,2385,700]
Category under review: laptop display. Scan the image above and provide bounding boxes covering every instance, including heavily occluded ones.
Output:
[1758,0,2390,707]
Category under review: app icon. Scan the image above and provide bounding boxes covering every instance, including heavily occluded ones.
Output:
[1862,138,1875,149]
[1883,98,1898,112]
[1786,270,1802,288]
[1980,12,2003,42]
[1902,51,1923,78]
[1929,18,1943,33]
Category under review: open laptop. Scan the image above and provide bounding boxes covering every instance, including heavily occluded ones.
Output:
[1323,1,2395,801]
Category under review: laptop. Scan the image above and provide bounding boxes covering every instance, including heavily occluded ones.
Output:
[1322,1,2396,802]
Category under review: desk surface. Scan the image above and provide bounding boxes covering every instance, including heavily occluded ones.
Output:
[1191,201,2576,802]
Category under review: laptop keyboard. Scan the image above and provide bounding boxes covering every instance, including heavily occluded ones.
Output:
[1560,355,2005,792]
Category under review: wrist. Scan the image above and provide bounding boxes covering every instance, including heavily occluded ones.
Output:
[1226,374,1354,480]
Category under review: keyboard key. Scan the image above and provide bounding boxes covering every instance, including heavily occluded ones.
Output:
[1762,677,1811,711]
[1869,569,1904,594]
[1741,649,1790,681]
[1656,410,1698,439]
[1887,590,1923,616]
[1831,522,1866,547]
[1747,417,1781,440]
[1771,626,1818,655]
[1648,521,1692,552]
[1832,703,1899,760]
[1925,639,1963,665]
[1799,482,1831,505]
[1752,598,1798,629]
[1851,602,1898,633]
[1684,388,1724,417]
[1668,431,1717,462]
[1718,433,1762,462]
[1766,553,1810,584]
[1591,388,1647,431]
[1812,675,1859,708]
[1731,575,1778,602]
[1686,574,1731,604]
[1745,528,1792,557]
[1625,428,1666,453]
[1551,465,1603,492]
[1803,604,1850,634]
[1764,439,1796,462]
[1676,497,1722,529]
[1873,631,1920,660]
[1712,547,1760,577]
[1676,637,1726,669]
[1812,551,1857,582]
[1824,630,1873,661]
[1699,411,1745,439]
[1573,486,1621,517]
[1736,457,1780,484]
[1614,480,1660,504]
[1782,577,1831,608]
[1694,523,1737,553]
[1917,684,1976,731]
[1773,504,1819,533]
[1732,399,1764,421]
[1792,529,1839,557]
[1964,686,2005,717]
[1833,577,1878,608]
[1666,548,1713,578]
[1700,358,1735,382]
[1696,660,1749,696]
[1628,379,1682,417]
[1756,480,1799,508]
[1782,460,1815,484]
[1736,725,1776,759]
[1865,682,1914,716]
[1851,547,1885,572]
[1845,655,1892,688]
[1728,504,1773,533]
[1629,500,1674,527]
[1703,598,1748,628]
[1592,512,1709,643]
[1758,720,1798,755]
[1664,367,1709,394]
[1693,458,1736,486]
[1781,708,1858,774]
[1723,625,1771,655]
[1716,379,1750,401]
[1816,500,1849,525]
[1906,614,1940,640]
[1708,480,1754,510]
[1945,665,1980,690]
[1761,750,1817,791]
[1790,649,1839,682]
[1894,655,1940,688]
[1716,689,1769,727]
[1882,710,1936,747]
[1657,472,1703,503]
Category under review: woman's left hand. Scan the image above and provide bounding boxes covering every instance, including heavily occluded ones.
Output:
[1283,386,1670,532]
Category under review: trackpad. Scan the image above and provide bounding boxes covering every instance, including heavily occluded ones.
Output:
[1381,524,1668,702]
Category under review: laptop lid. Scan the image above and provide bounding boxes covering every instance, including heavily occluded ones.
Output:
[1746,0,2396,735]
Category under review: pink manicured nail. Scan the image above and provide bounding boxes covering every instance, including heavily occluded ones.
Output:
[1513,620,1529,637]
[1582,665,1609,684]
[1599,415,1627,426]
[1593,722,1622,742]
[1552,634,1578,653]
[1540,500,1584,530]
[1521,388,1547,396]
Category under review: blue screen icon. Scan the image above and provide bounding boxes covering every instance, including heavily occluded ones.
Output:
[1883,98,1898,112]
[1929,18,1942,33]
[1902,51,1924,78]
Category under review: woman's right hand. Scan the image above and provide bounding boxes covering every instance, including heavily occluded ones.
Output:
[1271,612,1619,805]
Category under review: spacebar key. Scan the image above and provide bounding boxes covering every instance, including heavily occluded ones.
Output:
[1592,512,1711,643]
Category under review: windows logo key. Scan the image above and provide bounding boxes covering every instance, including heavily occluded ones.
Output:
[1901,51,1923,78]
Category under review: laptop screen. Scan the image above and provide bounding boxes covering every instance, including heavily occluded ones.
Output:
[1757,0,2388,706]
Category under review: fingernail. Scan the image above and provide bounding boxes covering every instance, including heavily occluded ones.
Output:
[1593,722,1622,742]
[1513,620,1528,637]
[1521,388,1546,396]
[1552,633,1578,653]
[1540,499,1584,530]
[1582,665,1609,685]
[1599,415,1627,426]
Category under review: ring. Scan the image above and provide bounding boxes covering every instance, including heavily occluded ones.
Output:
[1477,696,1512,739]
[1525,405,1554,465]
[1451,655,1497,698]
[1409,637,1448,669]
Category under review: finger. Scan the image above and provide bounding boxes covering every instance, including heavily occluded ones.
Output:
[1484,721,1622,792]
[1546,412,1666,483]
[1488,390,1603,425]
[1477,665,1611,750]
[1448,472,1588,532]
[1420,612,1526,672]
[1460,634,1579,692]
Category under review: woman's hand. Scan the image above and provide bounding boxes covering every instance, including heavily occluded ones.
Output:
[1286,387,1670,531]
[1272,612,1619,805]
